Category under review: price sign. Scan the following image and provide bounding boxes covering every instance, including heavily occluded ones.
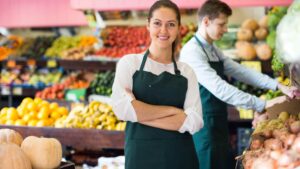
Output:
[27,59,36,67]
[241,61,262,72]
[7,60,16,68]
[13,87,22,95]
[47,60,57,68]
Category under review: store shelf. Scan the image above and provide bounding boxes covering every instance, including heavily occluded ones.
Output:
[59,60,116,71]
[1,59,116,71]
[71,0,292,11]
[0,125,125,150]
[227,106,252,123]
[0,85,42,96]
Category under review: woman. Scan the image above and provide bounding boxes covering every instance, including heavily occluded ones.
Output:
[111,0,203,169]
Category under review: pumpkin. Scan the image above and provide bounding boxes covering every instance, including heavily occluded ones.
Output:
[237,28,253,41]
[0,143,32,169]
[236,41,256,60]
[242,19,259,31]
[256,44,272,61]
[255,28,268,40]
[0,128,23,146]
[21,136,62,169]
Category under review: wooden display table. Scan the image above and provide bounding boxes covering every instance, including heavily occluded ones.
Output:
[0,125,125,151]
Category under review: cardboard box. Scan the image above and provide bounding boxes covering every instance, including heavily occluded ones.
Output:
[266,97,300,119]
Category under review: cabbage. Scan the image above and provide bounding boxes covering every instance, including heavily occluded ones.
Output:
[276,0,300,64]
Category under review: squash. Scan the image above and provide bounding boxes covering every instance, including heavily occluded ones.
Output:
[256,44,272,61]
[0,143,32,169]
[237,28,253,41]
[236,41,256,60]
[242,19,259,31]
[0,128,23,146]
[255,28,268,40]
[21,136,62,169]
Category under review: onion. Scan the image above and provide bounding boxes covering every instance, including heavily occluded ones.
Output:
[264,139,283,151]
[251,139,263,150]
[263,130,273,139]
[284,134,296,148]
[278,153,293,167]
[290,121,300,134]
[270,150,283,161]
[251,157,276,169]
[292,137,300,153]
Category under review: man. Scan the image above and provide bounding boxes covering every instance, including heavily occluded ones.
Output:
[179,1,298,169]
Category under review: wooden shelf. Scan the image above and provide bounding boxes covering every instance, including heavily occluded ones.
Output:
[0,125,125,150]
[71,0,292,11]
[1,59,116,71]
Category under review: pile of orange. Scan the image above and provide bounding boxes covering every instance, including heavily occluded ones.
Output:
[0,97,68,127]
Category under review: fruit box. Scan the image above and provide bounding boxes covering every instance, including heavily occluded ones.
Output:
[266,98,300,119]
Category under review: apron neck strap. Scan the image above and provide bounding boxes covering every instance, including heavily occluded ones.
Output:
[139,49,181,75]
[194,35,221,62]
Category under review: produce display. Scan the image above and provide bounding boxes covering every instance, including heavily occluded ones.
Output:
[0,68,62,88]
[0,98,69,127]
[242,111,300,169]
[95,26,150,58]
[22,37,56,59]
[0,129,63,169]
[88,71,115,96]
[235,17,272,61]
[35,75,90,100]
[55,101,126,131]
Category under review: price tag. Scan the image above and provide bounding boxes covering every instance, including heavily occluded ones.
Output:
[7,60,16,68]
[241,61,262,72]
[13,87,22,95]
[47,60,57,68]
[27,59,36,67]
[1,86,10,95]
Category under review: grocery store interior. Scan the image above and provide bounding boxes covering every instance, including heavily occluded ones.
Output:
[1,0,300,169]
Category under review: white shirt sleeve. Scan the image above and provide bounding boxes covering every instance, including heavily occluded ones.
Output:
[179,40,266,112]
[215,48,278,90]
[111,56,138,122]
[178,63,204,134]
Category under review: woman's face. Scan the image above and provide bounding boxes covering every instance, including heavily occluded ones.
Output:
[147,7,179,49]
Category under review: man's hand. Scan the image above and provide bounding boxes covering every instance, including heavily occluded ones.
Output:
[277,83,300,98]
[252,112,268,128]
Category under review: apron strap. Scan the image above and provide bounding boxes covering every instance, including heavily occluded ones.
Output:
[139,49,181,75]
[139,50,149,71]
[194,35,221,62]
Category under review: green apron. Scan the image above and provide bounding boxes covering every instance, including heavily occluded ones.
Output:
[193,36,230,169]
[125,50,199,169]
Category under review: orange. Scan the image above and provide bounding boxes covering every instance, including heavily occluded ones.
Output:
[50,111,61,119]
[22,114,31,123]
[0,107,8,115]
[57,107,68,116]
[15,119,26,126]
[5,120,15,125]
[37,111,49,120]
[21,97,33,105]
[0,118,5,125]
[33,97,43,105]
[36,119,48,127]
[6,108,19,121]
[49,102,59,111]
[27,119,38,127]
[26,102,38,112]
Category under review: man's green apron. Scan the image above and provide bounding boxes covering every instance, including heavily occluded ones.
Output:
[125,50,199,169]
[193,36,229,169]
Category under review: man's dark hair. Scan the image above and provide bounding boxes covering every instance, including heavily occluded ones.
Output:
[197,0,232,21]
